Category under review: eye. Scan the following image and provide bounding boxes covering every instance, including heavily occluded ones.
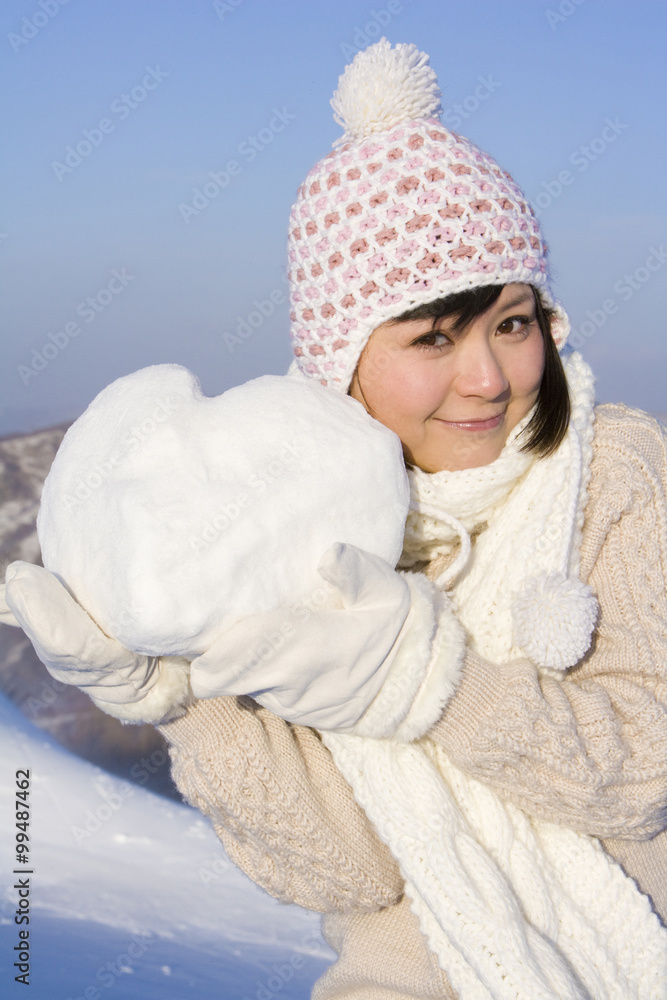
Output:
[412,330,451,351]
[497,314,535,337]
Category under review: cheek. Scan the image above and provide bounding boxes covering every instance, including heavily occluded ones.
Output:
[513,337,545,399]
[361,357,443,426]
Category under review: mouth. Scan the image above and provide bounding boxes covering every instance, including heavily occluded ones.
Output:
[433,411,505,432]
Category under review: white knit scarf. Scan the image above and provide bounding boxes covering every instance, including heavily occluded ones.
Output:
[323,353,667,1000]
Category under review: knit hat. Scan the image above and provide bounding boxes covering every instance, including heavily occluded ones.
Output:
[288,39,570,391]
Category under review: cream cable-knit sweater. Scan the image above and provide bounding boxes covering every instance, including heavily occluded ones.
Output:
[160,403,667,1000]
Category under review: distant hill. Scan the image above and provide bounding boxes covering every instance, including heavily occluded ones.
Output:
[0,424,179,799]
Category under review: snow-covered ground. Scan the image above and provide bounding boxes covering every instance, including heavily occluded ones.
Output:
[0,693,334,999]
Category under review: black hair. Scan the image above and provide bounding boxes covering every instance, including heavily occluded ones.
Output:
[390,284,570,457]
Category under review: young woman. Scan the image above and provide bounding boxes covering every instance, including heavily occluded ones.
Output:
[4,40,667,999]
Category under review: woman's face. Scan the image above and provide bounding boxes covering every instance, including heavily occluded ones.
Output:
[349,284,545,472]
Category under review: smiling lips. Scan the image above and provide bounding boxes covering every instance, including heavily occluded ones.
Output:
[434,411,505,432]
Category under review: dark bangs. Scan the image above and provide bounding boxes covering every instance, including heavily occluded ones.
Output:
[393,284,570,457]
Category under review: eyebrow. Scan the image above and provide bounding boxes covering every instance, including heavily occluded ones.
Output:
[430,293,536,335]
[496,293,535,312]
[397,291,537,341]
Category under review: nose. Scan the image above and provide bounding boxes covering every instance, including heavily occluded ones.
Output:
[454,332,509,400]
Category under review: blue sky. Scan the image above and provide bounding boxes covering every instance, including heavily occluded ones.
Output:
[1,0,666,436]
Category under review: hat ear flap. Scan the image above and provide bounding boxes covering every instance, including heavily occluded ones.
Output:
[538,296,570,352]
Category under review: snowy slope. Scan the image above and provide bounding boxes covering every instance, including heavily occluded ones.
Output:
[0,693,333,999]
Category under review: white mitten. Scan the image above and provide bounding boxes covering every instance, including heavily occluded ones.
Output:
[2,562,191,724]
[189,542,466,739]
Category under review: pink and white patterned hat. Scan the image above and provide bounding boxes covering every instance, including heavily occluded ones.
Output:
[288,39,569,391]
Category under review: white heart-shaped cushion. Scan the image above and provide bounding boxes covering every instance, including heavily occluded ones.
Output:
[37,366,409,656]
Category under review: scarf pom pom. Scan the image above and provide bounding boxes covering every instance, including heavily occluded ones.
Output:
[512,572,598,673]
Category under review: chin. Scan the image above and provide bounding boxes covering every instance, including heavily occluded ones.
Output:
[420,432,506,473]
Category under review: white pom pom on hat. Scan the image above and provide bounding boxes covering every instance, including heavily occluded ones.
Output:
[331,38,442,141]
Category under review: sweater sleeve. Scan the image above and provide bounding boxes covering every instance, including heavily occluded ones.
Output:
[426,405,667,841]
[157,693,404,913]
